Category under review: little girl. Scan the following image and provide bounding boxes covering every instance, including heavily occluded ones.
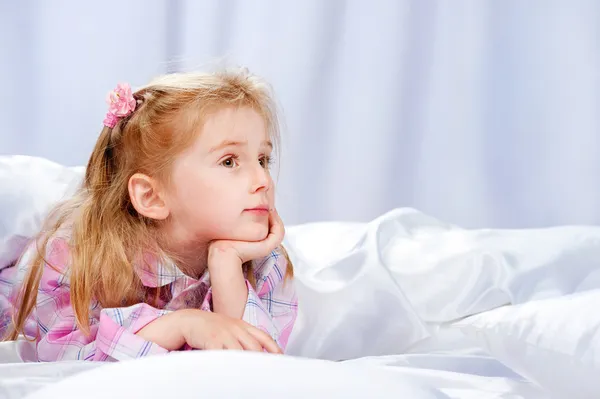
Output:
[0,68,298,362]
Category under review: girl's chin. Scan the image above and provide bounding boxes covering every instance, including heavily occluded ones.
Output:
[228,223,269,243]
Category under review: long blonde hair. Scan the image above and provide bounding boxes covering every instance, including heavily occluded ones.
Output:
[6,68,293,340]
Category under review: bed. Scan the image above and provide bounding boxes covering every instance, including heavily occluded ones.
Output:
[1,155,599,398]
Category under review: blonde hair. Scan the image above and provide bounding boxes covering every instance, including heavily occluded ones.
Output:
[6,68,293,340]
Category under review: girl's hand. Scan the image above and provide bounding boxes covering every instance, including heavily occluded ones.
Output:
[178,309,282,353]
[206,209,284,319]
[208,208,285,265]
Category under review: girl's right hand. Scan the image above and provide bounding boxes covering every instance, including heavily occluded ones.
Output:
[177,309,283,354]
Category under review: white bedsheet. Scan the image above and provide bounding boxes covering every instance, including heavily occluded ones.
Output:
[2,207,599,398]
[0,343,546,399]
[346,354,546,398]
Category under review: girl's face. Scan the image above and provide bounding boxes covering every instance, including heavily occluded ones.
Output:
[165,106,275,245]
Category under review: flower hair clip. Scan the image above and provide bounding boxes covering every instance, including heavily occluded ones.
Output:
[103,83,137,128]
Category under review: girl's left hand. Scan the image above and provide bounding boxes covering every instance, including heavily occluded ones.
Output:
[208,208,285,266]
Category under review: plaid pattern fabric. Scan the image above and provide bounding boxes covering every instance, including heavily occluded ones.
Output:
[0,237,298,362]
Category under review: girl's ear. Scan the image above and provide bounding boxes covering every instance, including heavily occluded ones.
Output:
[128,173,170,220]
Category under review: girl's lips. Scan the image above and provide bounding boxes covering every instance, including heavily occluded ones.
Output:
[244,207,270,214]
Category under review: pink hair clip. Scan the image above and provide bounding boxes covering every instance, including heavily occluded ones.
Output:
[103,83,137,128]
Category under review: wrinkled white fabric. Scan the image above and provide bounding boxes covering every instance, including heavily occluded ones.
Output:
[284,208,600,360]
[345,354,547,399]
[283,217,430,360]
[456,289,600,399]
[0,156,83,269]
[24,351,451,399]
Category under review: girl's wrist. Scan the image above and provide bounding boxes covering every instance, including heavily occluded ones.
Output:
[207,246,243,277]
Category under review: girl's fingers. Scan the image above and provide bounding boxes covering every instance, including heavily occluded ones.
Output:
[245,325,283,354]
[236,329,264,352]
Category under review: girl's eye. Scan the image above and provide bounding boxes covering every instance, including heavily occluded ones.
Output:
[221,157,238,168]
[259,156,273,169]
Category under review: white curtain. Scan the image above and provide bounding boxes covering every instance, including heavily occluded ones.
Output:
[1,0,599,228]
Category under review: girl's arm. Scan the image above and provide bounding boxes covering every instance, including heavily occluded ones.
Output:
[207,247,248,319]
[137,308,282,353]
[22,238,171,361]
[202,247,298,352]
[27,239,281,361]
[135,311,186,350]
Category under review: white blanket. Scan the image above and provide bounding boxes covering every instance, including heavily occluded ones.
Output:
[285,208,600,356]
[2,207,599,398]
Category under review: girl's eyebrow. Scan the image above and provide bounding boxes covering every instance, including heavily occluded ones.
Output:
[209,140,244,153]
[209,140,272,153]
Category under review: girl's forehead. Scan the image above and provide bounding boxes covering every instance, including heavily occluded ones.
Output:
[192,107,270,150]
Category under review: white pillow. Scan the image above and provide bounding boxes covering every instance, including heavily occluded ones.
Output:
[24,351,450,399]
[0,156,83,269]
[454,289,600,398]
